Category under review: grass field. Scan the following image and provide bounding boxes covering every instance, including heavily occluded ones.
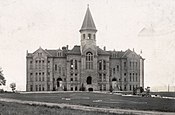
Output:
[0,92,175,112]
[0,101,119,115]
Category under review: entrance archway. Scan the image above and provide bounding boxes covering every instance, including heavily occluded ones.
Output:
[57,78,62,87]
[88,88,93,91]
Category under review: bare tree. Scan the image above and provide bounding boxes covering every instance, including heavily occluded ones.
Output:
[10,83,16,92]
[0,67,6,86]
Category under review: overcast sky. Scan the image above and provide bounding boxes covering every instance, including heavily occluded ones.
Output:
[0,0,175,91]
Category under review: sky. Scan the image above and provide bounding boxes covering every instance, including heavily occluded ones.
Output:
[0,0,175,91]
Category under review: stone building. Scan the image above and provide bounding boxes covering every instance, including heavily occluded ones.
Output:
[26,6,144,92]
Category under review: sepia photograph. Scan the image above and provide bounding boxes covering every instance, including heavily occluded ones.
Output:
[0,0,175,114]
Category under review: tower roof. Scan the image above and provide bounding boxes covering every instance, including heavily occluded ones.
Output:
[80,5,97,32]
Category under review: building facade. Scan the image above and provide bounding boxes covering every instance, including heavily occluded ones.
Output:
[26,7,144,92]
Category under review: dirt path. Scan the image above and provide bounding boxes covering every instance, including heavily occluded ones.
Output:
[0,97,174,115]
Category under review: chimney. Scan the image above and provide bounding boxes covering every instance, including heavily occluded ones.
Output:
[66,45,69,50]
[104,46,106,51]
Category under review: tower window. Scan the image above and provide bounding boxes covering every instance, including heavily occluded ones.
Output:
[88,34,91,39]
[83,34,85,39]
[94,34,96,40]
[87,76,92,84]
[86,52,93,69]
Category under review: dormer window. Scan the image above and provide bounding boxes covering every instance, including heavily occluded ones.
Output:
[88,34,91,39]
[58,52,62,57]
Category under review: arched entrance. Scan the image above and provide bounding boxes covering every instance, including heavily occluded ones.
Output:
[112,78,117,90]
[88,88,93,91]
[57,78,62,87]
[87,76,92,84]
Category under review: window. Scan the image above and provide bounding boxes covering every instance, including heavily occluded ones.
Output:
[48,61,50,63]
[86,52,93,69]
[117,65,119,71]
[133,73,135,81]
[42,85,44,91]
[55,64,57,71]
[124,62,126,69]
[75,60,78,70]
[103,74,106,81]
[87,76,92,84]
[30,85,33,91]
[99,73,102,82]
[124,73,126,76]
[36,85,38,91]
[99,85,102,91]
[75,77,77,81]
[113,68,115,74]
[130,61,132,68]
[124,78,126,82]
[130,85,132,91]
[124,85,127,91]
[39,85,41,91]
[83,34,85,39]
[103,85,106,91]
[75,73,77,76]
[136,62,137,68]
[70,60,73,70]
[62,67,65,76]
[64,78,66,81]
[42,77,45,81]
[130,73,132,81]
[42,72,44,75]
[99,61,102,70]
[136,73,138,81]
[71,87,73,91]
[75,86,78,91]
[47,85,50,91]
[48,72,50,75]
[94,34,96,40]
[103,60,106,70]
[88,34,91,39]
[70,73,73,76]
[71,78,73,81]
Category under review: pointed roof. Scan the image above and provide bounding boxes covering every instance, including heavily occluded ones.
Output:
[80,5,97,32]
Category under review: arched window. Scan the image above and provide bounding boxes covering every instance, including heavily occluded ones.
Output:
[87,76,92,84]
[70,60,73,70]
[99,60,102,70]
[75,60,78,70]
[103,60,106,70]
[86,52,93,69]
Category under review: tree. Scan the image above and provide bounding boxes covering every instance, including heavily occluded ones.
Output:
[10,83,16,92]
[0,68,6,86]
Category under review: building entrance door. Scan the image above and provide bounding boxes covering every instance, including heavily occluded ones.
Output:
[57,78,62,87]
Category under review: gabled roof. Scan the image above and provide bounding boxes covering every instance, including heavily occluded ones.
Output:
[122,49,133,58]
[45,50,57,57]
[107,51,125,58]
[67,45,81,55]
[97,47,110,55]
[80,6,97,32]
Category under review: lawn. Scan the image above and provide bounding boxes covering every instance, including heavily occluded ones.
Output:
[0,101,118,115]
[0,92,175,112]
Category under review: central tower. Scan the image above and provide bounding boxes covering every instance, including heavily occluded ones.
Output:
[80,5,97,54]
[79,6,98,91]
